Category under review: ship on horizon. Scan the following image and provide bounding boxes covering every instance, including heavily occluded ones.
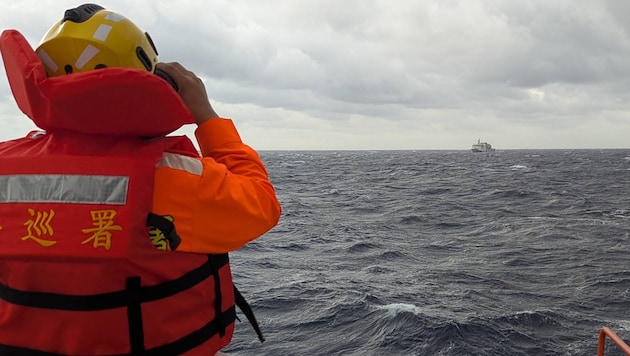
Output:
[471,139,495,152]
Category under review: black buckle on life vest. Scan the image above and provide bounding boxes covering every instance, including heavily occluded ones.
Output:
[147,212,182,250]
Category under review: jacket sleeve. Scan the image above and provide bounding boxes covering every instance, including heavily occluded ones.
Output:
[152,118,281,253]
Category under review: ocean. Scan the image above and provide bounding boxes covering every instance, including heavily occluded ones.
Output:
[224,149,630,356]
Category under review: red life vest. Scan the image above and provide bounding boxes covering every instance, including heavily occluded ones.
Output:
[0,30,258,355]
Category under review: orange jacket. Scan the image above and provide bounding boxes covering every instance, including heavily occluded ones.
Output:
[0,29,281,254]
[0,29,277,354]
[154,118,281,253]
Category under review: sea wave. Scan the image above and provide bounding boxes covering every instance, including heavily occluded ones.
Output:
[226,150,630,355]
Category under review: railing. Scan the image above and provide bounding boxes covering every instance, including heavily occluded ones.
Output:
[598,327,630,356]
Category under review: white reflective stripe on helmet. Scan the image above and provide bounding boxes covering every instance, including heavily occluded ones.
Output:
[0,175,128,205]
[37,49,59,72]
[93,24,113,42]
[156,153,202,176]
[74,44,100,69]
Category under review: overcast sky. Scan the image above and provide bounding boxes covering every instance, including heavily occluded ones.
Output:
[1,0,630,150]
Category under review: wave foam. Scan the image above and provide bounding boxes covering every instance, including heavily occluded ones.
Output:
[376,303,423,317]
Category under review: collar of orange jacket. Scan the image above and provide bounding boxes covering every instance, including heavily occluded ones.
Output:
[0,30,194,137]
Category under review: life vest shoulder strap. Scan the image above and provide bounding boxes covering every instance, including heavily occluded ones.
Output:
[234,285,265,342]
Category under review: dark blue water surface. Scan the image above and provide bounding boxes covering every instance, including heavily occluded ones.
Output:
[224,150,630,356]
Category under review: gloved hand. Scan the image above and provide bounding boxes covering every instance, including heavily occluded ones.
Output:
[155,62,220,125]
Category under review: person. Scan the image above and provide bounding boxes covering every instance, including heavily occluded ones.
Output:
[0,3,281,355]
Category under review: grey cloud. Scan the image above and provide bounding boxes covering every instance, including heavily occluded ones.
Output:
[471,1,630,87]
[1,0,629,148]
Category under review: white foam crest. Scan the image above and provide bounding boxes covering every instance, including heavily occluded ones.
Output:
[376,303,423,317]
[614,319,630,332]
[526,216,618,226]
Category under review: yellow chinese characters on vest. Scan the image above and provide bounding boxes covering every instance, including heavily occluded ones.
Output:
[22,208,56,247]
[17,208,123,250]
[81,210,123,250]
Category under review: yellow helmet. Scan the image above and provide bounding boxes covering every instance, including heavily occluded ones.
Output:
[36,3,159,77]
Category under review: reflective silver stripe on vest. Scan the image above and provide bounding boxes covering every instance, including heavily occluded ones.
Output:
[156,152,202,176]
[0,175,128,205]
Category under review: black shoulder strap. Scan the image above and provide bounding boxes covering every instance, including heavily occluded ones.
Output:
[234,286,265,342]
